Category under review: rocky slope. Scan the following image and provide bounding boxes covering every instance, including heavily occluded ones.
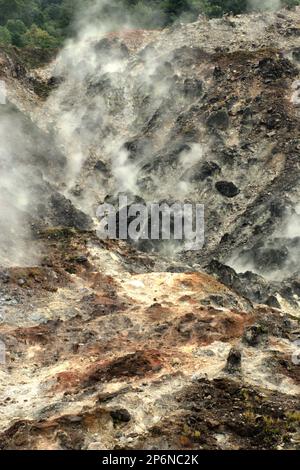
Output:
[0,8,300,450]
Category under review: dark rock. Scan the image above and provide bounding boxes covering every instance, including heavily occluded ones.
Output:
[87,350,163,384]
[213,66,224,79]
[49,193,92,231]
[238,271,270,304]
[265,112,285,130]
[279,275,300,304]
[284,27,300,38]
[154,323,169,334]
[94,160,109,175]
[220,233,231,244]
[72,256,88,264]
[110,408,131,423]
[240,106,253,124]
[206,109,229,130]
[184,161,220,183]
[269,200,287,218]
[220,147,238,164]
[0,271,10,284]
[183,78,203,98]
[257,57,297,81]
[202,294,238,309]
[215,181,240,198]
[205,261,270,305]
[292,48,300,62]
[265,295,281,310]
[225,348,242,373]
[47,76,63,88]
[123,139,150,163]
[205,260,241,290]
[243,325,266,347]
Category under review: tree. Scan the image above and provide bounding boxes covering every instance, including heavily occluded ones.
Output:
[23,24,58,48]
[1,0,300,49]
[162,0,194,21]
[0,0,21,24]
[0,25,11,45]
[6,19,27,47]
[20,1,45,28]
[203,0,248,17]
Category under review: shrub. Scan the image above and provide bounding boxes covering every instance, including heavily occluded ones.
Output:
[0,25,11,45]
[23,24,58,48]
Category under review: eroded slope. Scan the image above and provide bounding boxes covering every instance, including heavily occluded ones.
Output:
[0,8,300,450]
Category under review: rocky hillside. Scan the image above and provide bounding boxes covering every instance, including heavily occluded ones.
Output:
[0,8,300,450]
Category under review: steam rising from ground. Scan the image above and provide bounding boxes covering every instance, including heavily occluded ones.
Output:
[284,205,300,238]
[2,0,299,273]
[0,107,40,267]
[43,0,183,208]
[44,1,137,196]
[46,0,288,213]
[291,80,300,106]
[248,0,282,11]
[229,202,300,281]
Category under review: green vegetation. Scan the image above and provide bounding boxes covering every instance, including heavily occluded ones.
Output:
[0,0,78,48]
[0,25,12,44]
[0,0,299,48]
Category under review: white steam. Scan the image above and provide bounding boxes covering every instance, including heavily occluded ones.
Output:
[179,143,204,171]
[283,205,300,238]
[0,107,40,267]
[291,80,300,106]
[248,0,282,11]
[42,2,134,196]
[41,0,180,209]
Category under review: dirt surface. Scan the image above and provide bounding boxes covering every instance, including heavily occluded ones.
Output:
[1,8,300,450]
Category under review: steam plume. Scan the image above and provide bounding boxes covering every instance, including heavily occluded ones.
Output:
[248,0,282,11]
